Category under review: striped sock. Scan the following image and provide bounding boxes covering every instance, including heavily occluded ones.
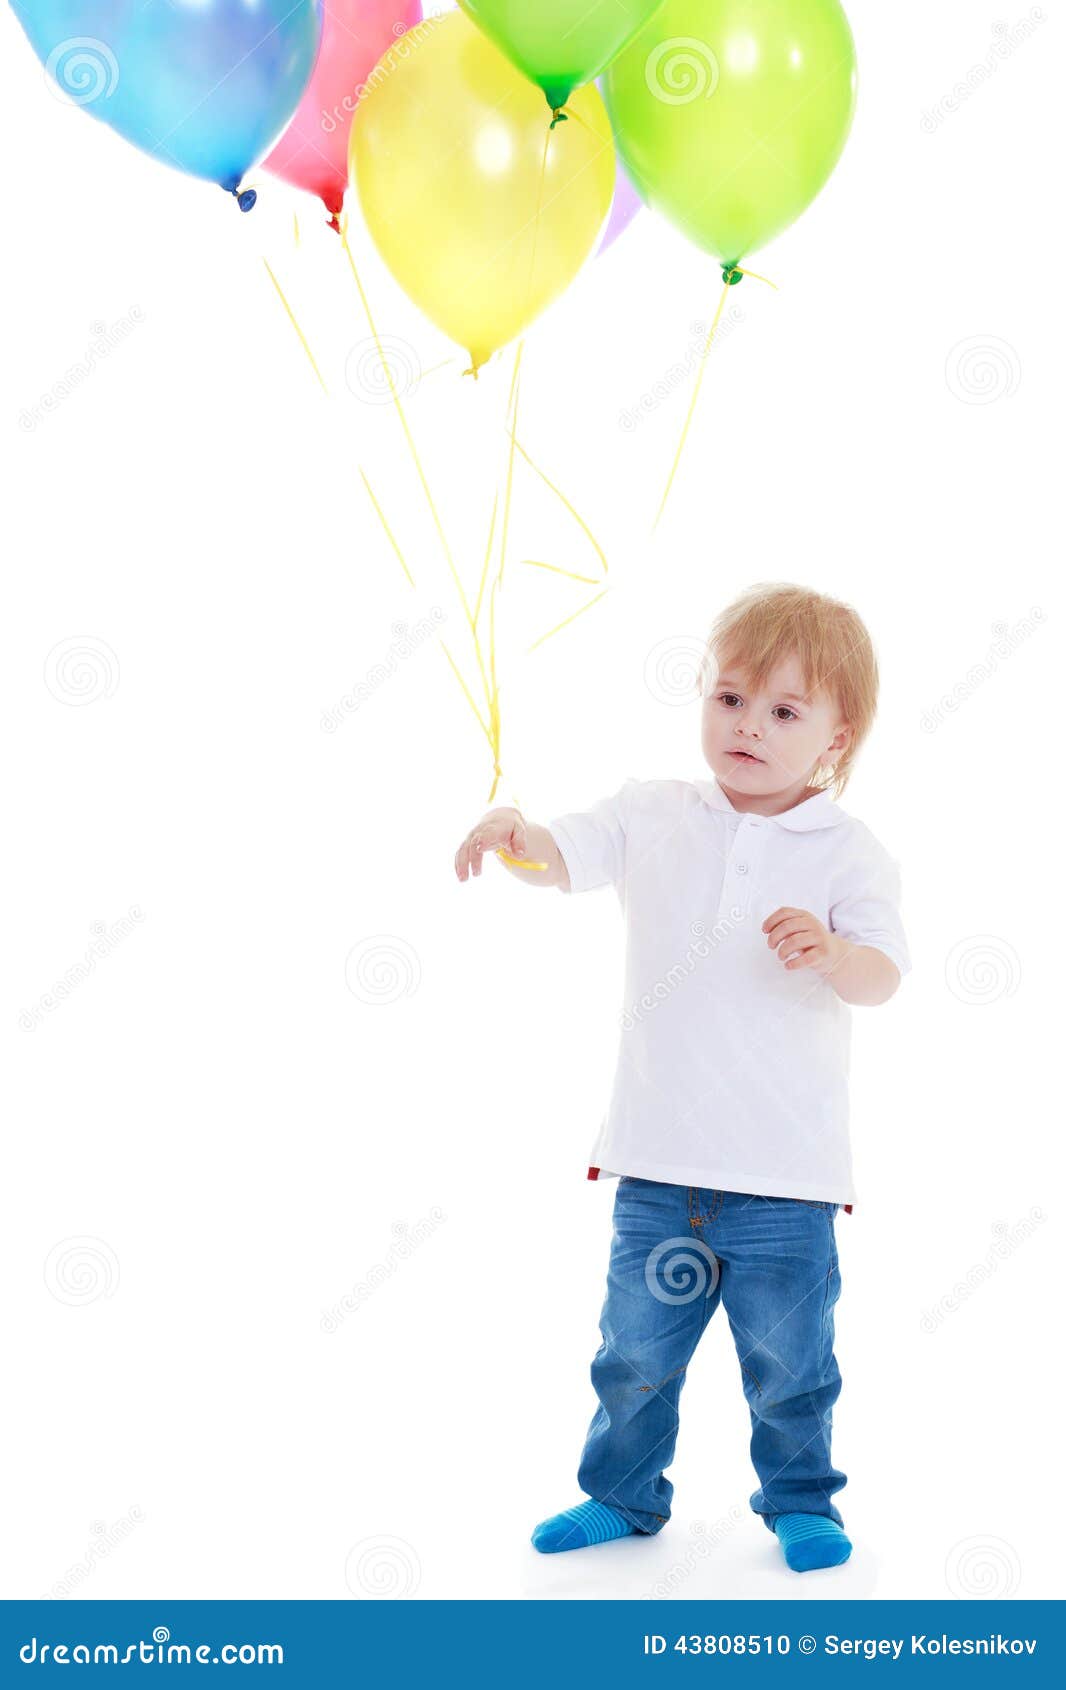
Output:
[772,1512,853,1571]
[531,1499,637,1554]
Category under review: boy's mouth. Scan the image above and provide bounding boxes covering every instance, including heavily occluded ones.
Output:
[728,750,764,764]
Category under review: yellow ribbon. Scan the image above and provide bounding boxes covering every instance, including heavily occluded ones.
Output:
[655,265,778,528]
[496,849,548,871]
[261,257,328,394]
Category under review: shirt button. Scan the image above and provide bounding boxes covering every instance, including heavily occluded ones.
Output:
[736,862,748,875]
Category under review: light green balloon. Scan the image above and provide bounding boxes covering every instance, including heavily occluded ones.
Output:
[458,0,668,111]
[604,0,857,264]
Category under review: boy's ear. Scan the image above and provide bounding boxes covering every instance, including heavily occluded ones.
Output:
[829,723,852,756]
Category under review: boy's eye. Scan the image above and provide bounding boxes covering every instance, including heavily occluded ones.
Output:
[718,692,742,708]
[772,706,798,722]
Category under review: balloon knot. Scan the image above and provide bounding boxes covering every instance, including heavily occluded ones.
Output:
[550,107,569,130]
[327,212,341,235]
[722,264,743,286]
[462,363,480,381]
[235,187,257,213]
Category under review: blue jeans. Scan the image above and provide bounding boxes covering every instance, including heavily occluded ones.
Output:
[577,1180,845,1535]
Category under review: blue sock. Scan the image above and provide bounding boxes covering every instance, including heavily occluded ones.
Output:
[531,1500,637,1554]
[773,1513,852,1572]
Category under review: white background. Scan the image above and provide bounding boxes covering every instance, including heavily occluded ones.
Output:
[2,0,1061,1603]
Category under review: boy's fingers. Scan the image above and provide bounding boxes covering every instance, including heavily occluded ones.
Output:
[785,944,825,970]
[767,919,816,950]
[762,906,804,932]
[775,932,818,961]
[456,814,525,880]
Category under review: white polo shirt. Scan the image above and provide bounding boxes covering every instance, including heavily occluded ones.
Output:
[547,777,910,1206]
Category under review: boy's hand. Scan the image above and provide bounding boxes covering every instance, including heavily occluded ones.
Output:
[762,907,846,976]
[455,807,527,882]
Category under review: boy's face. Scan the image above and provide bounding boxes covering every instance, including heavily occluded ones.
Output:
[701,651,851,801]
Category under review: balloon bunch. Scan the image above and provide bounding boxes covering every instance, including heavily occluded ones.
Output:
[11,0,859,797]
[13,0,857,368]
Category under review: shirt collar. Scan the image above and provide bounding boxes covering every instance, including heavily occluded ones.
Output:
[695,778,845,833]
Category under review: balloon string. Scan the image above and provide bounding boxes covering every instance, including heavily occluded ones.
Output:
[734,263,778,289]
[339,214,506,791]
[359,465,495,751]
[655,266,778,527]
[470,486,504,786]
[261,258,328,394]
[527,587,609,655]
[473,489,499,631]
[481,346,524,800]
[358,468,415,588]
[653,277,730,529]
[338,217,470,620]
[521,559,602,586]
[496,848,549,871]
[497,341,523,592]
[511,123,552,396]
[509,436,608,577]
[440,639,496,752]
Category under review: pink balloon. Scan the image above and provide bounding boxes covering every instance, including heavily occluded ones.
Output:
[264,0,423,226]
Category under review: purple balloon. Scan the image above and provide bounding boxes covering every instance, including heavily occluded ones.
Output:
[597,167,641,255]
[595,75,641,255]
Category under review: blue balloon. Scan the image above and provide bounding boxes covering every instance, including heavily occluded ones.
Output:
[11,0,323,201]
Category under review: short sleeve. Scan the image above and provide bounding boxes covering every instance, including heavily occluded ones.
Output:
[829,830,911,977]
[546,780,636,894]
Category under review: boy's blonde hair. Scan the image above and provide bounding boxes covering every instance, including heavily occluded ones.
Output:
[700,583,879,798]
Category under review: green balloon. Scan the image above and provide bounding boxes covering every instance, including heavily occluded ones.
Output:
[604,0,857,264]
[458,0,669,111]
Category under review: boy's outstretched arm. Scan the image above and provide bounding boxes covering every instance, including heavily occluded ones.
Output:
[454,806,570,891]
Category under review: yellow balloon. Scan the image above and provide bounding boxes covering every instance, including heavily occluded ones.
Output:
[349,10,615,373]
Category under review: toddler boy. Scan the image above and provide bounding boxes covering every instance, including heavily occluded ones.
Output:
[454,584,910,1573]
